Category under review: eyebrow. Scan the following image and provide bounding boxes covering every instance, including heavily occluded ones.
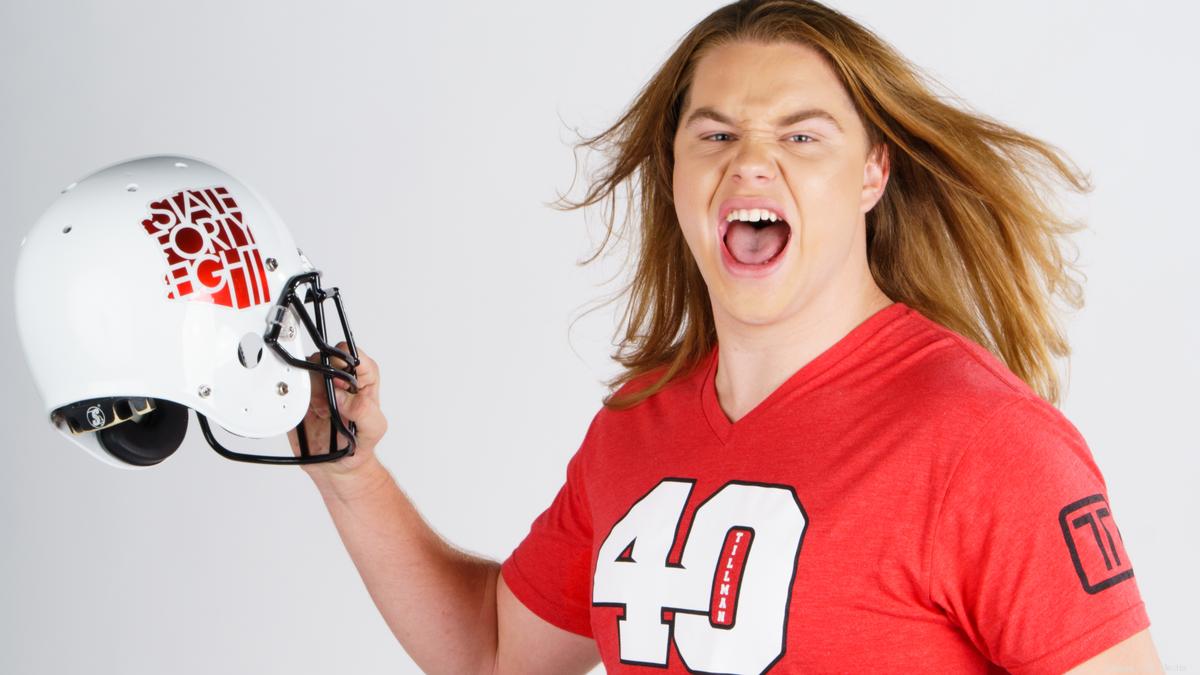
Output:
[683,106,844,133]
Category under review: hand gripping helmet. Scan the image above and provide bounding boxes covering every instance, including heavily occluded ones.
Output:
[14,155,360,469]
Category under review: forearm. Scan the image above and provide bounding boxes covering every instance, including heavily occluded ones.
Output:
[311,457,500,675]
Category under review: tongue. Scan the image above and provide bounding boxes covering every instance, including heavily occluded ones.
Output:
[725,220,789,265]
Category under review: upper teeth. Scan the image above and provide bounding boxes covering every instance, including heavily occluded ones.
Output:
[726,208,783,223]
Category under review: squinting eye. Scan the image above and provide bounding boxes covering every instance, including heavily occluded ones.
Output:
[701,133,814,143]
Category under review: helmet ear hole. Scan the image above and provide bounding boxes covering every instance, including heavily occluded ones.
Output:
[97,399,189,466]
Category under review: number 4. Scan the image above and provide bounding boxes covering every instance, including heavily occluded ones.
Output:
[592,479,808,674]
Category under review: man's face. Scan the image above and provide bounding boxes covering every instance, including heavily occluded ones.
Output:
[672,40,888,328]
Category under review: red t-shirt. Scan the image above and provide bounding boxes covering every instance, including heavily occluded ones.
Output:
[501,301,1149,673]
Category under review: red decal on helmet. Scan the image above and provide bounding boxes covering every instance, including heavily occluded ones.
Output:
[141,186,272,309]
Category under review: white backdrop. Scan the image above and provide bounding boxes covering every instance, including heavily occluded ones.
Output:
[1,1,1196,673]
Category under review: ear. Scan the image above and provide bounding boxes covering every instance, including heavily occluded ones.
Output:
[860,143,890,214]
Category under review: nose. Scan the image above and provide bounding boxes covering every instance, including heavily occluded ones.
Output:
[730,138,777,184]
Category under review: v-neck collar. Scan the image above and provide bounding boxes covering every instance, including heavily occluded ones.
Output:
[699,301,910,445]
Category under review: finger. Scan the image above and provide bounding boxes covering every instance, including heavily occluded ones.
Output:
[331,389,387,450]
[331,346,379,401]
[296,354,333,425]
[302,350,351,397]
[321,340,356,372]
[310,394,330,419]
[340,345,376,398]
[287,408,334,458]
[305,343,376,394]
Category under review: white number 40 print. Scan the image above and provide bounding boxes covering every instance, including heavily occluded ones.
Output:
[592,479,808,675]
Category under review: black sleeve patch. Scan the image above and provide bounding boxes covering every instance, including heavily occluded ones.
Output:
[1058,493,1135,594]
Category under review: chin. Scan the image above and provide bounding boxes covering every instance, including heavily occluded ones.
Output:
[714,292,794,328]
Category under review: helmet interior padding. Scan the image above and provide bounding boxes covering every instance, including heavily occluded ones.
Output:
[97,399,189,466]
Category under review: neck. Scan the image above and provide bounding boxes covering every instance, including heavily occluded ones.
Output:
[712,277,893,424]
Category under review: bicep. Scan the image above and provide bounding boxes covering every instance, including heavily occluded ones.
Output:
[1063,628,1163,674]
[494,574,600,675]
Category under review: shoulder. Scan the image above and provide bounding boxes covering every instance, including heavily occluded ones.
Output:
[930,385,1105,523]
[872,308,1098,478]
[902,308,1033,398]
[599,354,709,416]
[885,308,1063,423]
[578,356,711,454]
[912,309,1082,443]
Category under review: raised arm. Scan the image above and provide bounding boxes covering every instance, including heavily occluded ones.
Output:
[292,346,600,675]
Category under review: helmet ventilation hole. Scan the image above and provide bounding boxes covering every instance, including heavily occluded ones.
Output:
[125,183,138,192]
[238,333,265,369]
[62,225,72,234]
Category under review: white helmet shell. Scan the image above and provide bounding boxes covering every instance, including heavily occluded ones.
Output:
[14,155,351,469]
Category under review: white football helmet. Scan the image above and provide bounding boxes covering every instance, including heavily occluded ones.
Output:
[14,155,360,469]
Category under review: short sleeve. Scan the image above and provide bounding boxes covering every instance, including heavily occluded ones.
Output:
[500,415,598,638]
[930,397,1150,674]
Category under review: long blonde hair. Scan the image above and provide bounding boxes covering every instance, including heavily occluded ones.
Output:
[554,0,1089,409]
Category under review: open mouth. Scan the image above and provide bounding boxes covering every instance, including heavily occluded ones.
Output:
[718,212,792,272]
